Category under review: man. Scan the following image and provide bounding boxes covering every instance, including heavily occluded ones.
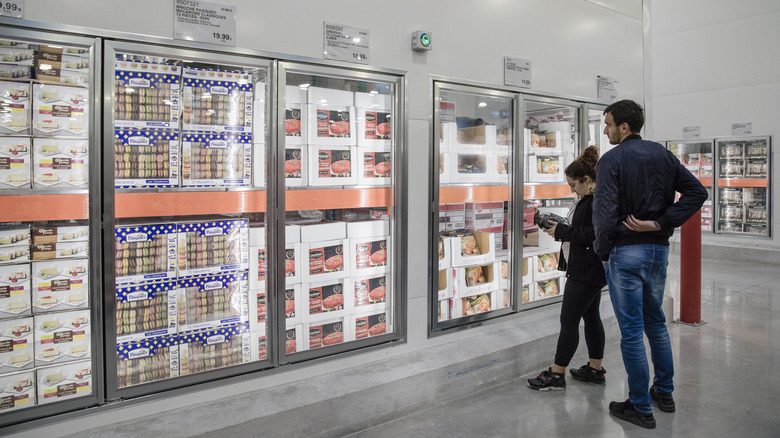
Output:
[593,100,707,429]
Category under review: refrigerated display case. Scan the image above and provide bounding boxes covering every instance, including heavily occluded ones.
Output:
[714,136,771,237]
[667,140,714,231]
[0,29,101,423]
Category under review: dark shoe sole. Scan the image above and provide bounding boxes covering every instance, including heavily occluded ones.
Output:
[527,381,565,391]
[570,374,606,386]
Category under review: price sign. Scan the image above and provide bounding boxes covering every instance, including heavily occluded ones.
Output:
[682,126,701,140]
[731,122,752,136]
[504,56,532,88]
[597,75,619,103]
[0,0,24,18]
[323,22,370,65]
[174,0,236,47]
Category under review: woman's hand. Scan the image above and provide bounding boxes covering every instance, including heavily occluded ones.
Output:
[542,220,557,237]
[623,214,661,232]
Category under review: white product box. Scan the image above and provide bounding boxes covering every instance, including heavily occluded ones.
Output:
[522,257,532,285]
[489,151,510,183]
[249,242,301,289]
[348,272,389,314]
[115,280,178,343]
[31,241,88,260]
[283,144,307,187]
[283,284,303,325]
[439,153,450,184]
[181,67,254,133]
[307,87,354,107]
[34,310,91,366]
[450,292,493,318]
[180,132,252,187]
[0,370,35,412]
[32,83,89,136]
[499,260,509,290]
[437,268,452,300]
[283,322,305,354]
[352,309,389,340]
[450,231,496,268]
[534,252,563,281]
[356,146,391,186]
[300,221,346,242]
[0,264,31,318]
[438,236,451,270]
[0,227,29,248]
[253,81,267,144]
[177,272,249,332]
[284,85,307,145]
[301,239,350,283]
[248,283,267,330]
[114,127,179,188]
[349,235,389,278]
[0,81,31,135]
[32,138,88,188]
[521,284,531,304]
[179,324,252,375]
[449,150,489,183]
[32,225,88,244]
[31,259,88,313]
[465,202,503,230]
[36,359,92,404]
[0,244,29,265]
[308,145,357,186]
[116,334,179,388]
[528,155,564,182]
[253,143,265,187]
[538,121,572,151]
[355,91,392,148]
[250,326,268,361]
[303,278,348,323]
[177,219,249,277]
[114,61,181,130]
[0,137,31,188]
[492,289,510,310]
[535,277,562,301]
[451,262,498,299]
[307,104,356,146]
[437,299,449,322]
[448,122,498,152]
[306,316,347,350]
[114,223,178,285]
[0,317,34,374]
[249,224,301,246]
[526,128,563,155]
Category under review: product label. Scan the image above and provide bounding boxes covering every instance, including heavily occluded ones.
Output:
[284,148,302,178]
[355,312,386,339]
[284,288,295,318]
[362,151,391,178]
[354,239,387,269]
[317,150,352,177]
[309,320,343,349]
[308,282,343,315]
[256,248,266,281]
[316,110,351,138]
[256,292,266,322]
[363,110,391,140]
[308,244,344,275]
[353,275,386,307]
[285,108,301,137]
[284,248,296,277]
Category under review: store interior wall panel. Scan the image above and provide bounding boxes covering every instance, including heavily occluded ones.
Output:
[650,0,780,37]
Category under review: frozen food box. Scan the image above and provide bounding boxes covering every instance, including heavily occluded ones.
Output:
[34,310,91,366]
[115,280,178,343]
[528,155,564,182]
[438,268,452,300]
[534,252,562,281]
[356,147,391,186]
[304,278,348,322]
[181,132,252,187]
[451,293,493,318]
[299,221,346,242]
[31,259,88,313]
[308,145,357,187]
[0,317,34,373]
[116,334,179,388]
[179,323,251,375]
[438,235,451,270]
[114,127,180,188]
[32,138,89,188]
[489,151,510,184]
[115,223,178,284]
[177,272,249,332]
[283,145,308,187]
[249,283,267,328]
[114,60,181,129]
[181,67,253,133]
[283,85,307,145]
[35,45,90,86]
[307,317,346,350]
[36,359,92,404]
[32,83,89,136]
[177,219,249,277]
[355,91,392,148]
[0,264,31,318]
[451,262,499,298]
[283,323,305,354]
[307,103,356,146]
[438,298,449,322]
[449,151,489,183]
[31,241,88,260]
[353,310,388,340]
[0,80,31,135]
[447,121,499,151]
[0,245,29,265]
[0,370,35,412]
[32,224,89,244]
[347,220,389,276]
[349,272,389,314]
[0,136,31,188]
[302,239,350,283]
[249,242,301,289]
[449,231,496,268]
[283,284,302,325]
[251,324,268,361]
[535,277,562,300]
[0,226,29,248]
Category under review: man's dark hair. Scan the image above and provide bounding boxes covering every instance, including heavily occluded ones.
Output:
[604,100,644,133]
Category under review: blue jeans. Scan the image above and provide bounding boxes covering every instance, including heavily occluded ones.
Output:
[606,244,674,414]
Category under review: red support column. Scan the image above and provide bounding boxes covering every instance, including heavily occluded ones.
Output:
[680,210,702,324]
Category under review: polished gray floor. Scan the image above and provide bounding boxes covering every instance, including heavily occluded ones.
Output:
[347,256,780,438]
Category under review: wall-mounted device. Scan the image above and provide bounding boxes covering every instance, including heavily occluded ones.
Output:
[412,30,432,51]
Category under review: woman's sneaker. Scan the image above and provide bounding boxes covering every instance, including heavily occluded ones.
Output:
[569,363,606,385]
[527,368,566,391]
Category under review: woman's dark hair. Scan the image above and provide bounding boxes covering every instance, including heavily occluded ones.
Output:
[564,145,599,182]
[604,99,644,133]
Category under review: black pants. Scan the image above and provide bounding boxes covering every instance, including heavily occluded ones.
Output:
[553,277,605,367]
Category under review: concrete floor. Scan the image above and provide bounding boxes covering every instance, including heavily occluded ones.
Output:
[346,256,780,438]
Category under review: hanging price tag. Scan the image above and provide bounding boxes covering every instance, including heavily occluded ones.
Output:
[323,22,370,65]
[597,75,619,103]
[504,56,532,88]
[682,126,701,140]
[731,123,752,136]
[0,0,24,18]
[174,0,236,47]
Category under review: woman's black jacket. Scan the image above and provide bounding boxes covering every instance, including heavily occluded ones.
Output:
[553,194,607,288]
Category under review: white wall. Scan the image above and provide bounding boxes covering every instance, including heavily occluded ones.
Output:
[649,0,780,250]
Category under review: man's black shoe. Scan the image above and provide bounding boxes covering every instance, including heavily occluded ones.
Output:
[609,399,656,429]
[650,385,676,412]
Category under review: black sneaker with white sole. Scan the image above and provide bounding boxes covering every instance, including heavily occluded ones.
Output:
[527,368,566,391]
[609,399,656,429]
[650,385,676,412]
[569,363,606,385]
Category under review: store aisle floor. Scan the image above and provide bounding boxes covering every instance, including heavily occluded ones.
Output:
[346,256,780,438]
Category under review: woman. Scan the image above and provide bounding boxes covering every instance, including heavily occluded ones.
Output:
[527,146,607,391]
